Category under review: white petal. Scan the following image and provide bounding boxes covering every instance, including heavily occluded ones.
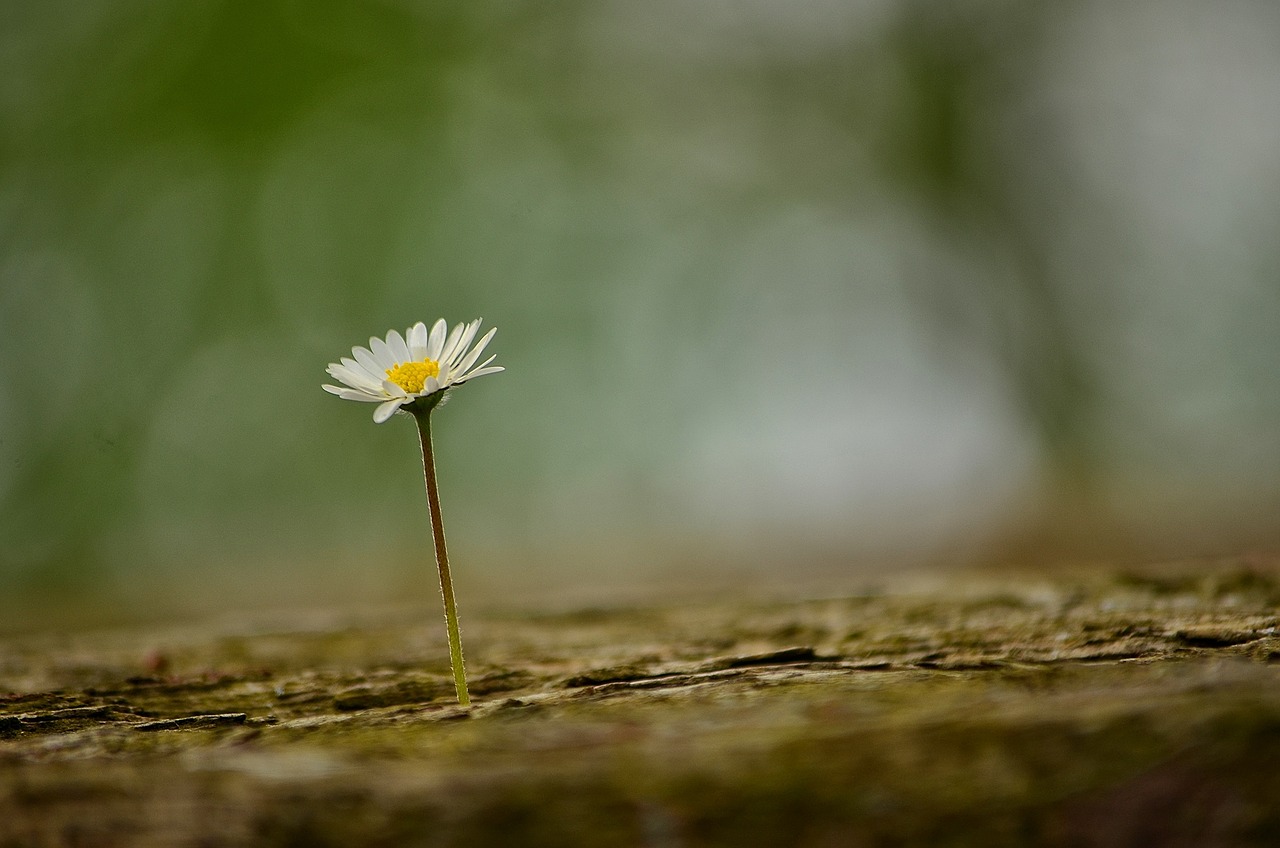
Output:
[408,322,430,359]
[457,355,501,381]
[341,356,380,382]
[324,385,384,402]
[422,375,439,395]
[446,320,482,368]
[353,346,384,379]
[373,400,403,423]
[328,363,381,392]
[369,335,396,369]
[457,353,496,379]
[438,322,467,366]
[426,318,448,361]
[453,327,496,376]
[381,379,410,398]
[456,365,503,383]
[386,329,411,363]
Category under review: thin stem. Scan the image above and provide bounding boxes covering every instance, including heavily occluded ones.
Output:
[412,408,470,707]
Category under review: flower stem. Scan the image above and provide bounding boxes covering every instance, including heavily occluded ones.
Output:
[412,408,470,707]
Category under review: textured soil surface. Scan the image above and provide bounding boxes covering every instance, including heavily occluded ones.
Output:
[3,559,1280,846]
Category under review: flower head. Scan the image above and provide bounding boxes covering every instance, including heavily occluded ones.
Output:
[323,319,503,422]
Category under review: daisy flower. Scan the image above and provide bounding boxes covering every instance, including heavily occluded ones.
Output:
[322,317,504,707]
[323,318,503,423]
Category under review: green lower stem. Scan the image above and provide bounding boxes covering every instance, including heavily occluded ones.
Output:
[412,408,470,707]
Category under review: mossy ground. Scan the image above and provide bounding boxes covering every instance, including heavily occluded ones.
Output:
[3,560,1280,846]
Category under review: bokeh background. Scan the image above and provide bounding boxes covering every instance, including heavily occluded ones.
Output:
[3,0,1279,626]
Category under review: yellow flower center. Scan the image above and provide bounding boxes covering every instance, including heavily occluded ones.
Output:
[385,358,440,394]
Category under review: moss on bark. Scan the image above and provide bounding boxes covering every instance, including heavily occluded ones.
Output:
[2,560,1279,846]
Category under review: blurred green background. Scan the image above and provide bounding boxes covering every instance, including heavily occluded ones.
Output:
[3,0,1279,625]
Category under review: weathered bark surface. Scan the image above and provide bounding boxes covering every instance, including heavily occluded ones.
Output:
[3,560,1280,846]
